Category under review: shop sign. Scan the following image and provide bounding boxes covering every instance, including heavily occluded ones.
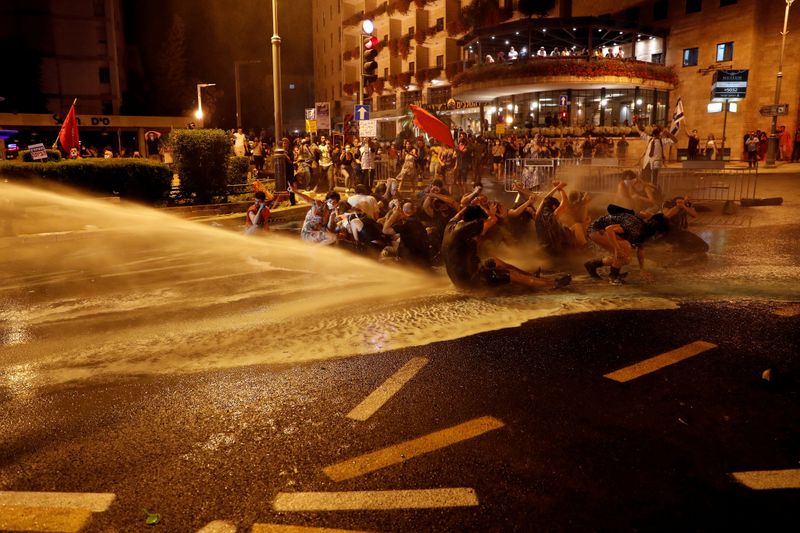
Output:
[711,70,748,101]
[423,98,480,113]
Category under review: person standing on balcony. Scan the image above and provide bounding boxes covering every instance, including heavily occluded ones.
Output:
[636,118,676,185]
[508,47,518,61]
[687,129,700,160]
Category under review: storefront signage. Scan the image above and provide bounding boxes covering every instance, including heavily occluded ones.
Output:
[423,98,480,113]
[711,70,748,101]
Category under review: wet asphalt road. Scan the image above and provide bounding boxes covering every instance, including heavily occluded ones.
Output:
[1,301,798,532]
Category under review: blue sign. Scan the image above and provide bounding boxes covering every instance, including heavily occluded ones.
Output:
[354,104,371,121]
[559,95,568,107]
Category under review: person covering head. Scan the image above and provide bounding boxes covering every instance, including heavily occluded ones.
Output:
[463,205,488,222]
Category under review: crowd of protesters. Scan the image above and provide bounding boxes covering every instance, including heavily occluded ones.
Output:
[243,124,713,291]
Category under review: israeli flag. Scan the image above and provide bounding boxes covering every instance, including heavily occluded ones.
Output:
[670,97,684,136]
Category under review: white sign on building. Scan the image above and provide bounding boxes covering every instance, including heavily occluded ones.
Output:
[358,119,377,138]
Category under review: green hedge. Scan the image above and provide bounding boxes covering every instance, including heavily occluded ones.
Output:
[227,156,250,184]
[0,159,173,203]
[170,129,232,203]
[20,149,62,162]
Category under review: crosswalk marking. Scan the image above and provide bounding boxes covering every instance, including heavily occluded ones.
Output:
[731,469,800,489]
[272,488,479,511]
[323,416,504,482]
[603,341,717,383]
[347,357,429,421]
[0,505,93,532]
[0,491,115,512]
[252,524,375,532]
[773,304,800,317]
[197,519,237,532]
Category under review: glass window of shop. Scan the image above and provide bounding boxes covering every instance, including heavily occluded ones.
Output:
[400,90,422,108]
[509,89,670,128]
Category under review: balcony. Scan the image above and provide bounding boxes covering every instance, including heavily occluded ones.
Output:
[451,57,679,101]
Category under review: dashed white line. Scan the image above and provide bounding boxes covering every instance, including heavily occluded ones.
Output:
[347,357,429,421]
[273,488,479,511]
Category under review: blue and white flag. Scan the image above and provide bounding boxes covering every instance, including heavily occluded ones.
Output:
[669,97,684,136]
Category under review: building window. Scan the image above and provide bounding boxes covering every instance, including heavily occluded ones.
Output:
[651,53,664,64]
[436,18,444,32]
[686,0,702,14]
[408,61,415,73]
[401,90,421,108]
[682,48,698,67]
[384,67,389,78]
[379,94,397,111]
[428,86,451,105]
[436,55,444,68]
[716,42,733,61]
[720,0,737,5]
[101,100,113,114]
[99,67,111,84]
[97,26,107,44]
[653,0,668,20]
[408,26,415,37]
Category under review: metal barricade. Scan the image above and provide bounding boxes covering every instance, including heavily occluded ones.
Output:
[657,165,758,202]
[503,159,557,192]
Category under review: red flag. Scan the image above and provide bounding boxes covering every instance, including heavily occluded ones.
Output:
[409,105,454,148]
[57,100,80,154]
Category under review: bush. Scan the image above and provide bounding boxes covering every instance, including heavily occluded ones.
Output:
[170,129,232,203]
[0,159,173,203]
[227,156,250,184]
[20,149,62,162]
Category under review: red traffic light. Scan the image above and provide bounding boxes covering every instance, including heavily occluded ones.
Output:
[364,36,379,50]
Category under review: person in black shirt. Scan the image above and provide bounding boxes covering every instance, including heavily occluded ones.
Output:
[441,205,571,290]
[382,202,432,268]
[584,208,670,283]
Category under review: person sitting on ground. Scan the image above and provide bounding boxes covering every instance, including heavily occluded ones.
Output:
[660,196,709,257]
[554,184,591,246]
[442,205,571,290]
[346,184,379,220]
[617,169,660,214]
[291,185,340,245]
[245,190,272,235]
[584,206,670,284]
[382,201,432,268]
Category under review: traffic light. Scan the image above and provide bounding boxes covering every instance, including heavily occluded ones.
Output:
[363,35,379,86]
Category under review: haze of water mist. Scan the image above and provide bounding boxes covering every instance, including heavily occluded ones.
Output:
[0,181,797,394]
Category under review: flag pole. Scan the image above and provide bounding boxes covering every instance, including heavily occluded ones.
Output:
[52,98,78,149]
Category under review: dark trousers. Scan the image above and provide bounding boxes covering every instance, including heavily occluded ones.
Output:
[360,168,374,190]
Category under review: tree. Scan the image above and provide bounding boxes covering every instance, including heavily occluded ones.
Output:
[518,0,557,17]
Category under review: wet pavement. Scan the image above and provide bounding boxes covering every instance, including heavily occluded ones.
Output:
[1,175,799,531]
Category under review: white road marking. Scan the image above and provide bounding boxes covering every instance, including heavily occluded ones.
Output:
[324,416,505,481]
[273,488,479,511]
[0,491,115,512]
[0,506,93,532]
[731,469,800,489]
[252,523,375,532]
[346,357,429,421]
[773,304,800,317]
[604,341,717,382]
[197,519,238,532]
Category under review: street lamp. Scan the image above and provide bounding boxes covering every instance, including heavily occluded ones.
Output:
[766,0,794,167]
[235,60,263,130]
[195,83,216,124]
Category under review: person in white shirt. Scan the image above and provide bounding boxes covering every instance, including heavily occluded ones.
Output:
[233,128,247,157]
[507,47,518,61]
[636,118,677,186]
[537,47,547,57]
[359,139,376,189]
[346,184,379,220]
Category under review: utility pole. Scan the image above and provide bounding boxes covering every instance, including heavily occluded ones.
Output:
[235,59,263,130]
[271,0,286,191]
[765,0,794,167]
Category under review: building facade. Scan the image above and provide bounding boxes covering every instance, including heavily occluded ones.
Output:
[312,0,799,159]
[0,0,126,116]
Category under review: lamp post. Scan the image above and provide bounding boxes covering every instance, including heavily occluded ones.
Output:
[765,0,794,167]
[195,83,216,126]
[270,0,286,191]
[235,60,263,130]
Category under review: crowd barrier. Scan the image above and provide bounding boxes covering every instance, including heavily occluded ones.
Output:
[503,158,758,202]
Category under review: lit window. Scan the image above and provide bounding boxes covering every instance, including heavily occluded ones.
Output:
[716,42,733,62]
[682,48,698,67]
